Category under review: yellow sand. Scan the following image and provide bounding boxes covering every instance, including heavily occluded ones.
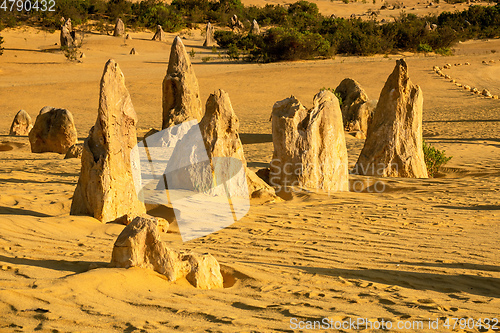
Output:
[0,22,499,332]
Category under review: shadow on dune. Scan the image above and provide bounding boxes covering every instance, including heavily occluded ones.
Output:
[0,206,51,217]
[247,162,269,169]
[428,137,500,142]
[383,261,500,273]
[0,254,106,274]
[434,204,500,210]
[240,261,500,298]
[424,119,500,124]
[3,47,60,54]
[239,133,273,145]
[0,178,75,186]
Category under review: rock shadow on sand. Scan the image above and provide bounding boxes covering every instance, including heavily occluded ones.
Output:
[0,206,51,217]
[0,254,105,274]
[239,133,273,145]
[241,261,500,298]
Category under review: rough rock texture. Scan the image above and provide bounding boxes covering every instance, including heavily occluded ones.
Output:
[152,25,166,42]
[335,78,373,133]
[9,110,32,136]
[230,15,244,31]
[199,90,276,198]
[60,25,74,48]
[63,18,72,32]
[482,89,492,97]
[113,18,125,37]
[203,22,215,47]
[162,36,203,129]
[110,216,223,289]
[351,99,377,134]
[270,90,349,193]
[353,59,428,178]
[251,19,260,34]
[70,59,146,222]
[112,213,169,232]
[64,143,83,159]
[29,107,77,154]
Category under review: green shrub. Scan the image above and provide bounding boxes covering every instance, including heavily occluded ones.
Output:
[214,30,241,48]
[227,43,240,60]
[417,43,433,53]
[262,28,332,61]
[202,56,211,62]
[61,46,79,61]
[423,140,452,177]
[189,48,196,57]
[435,47,453,55]
[132,0,185,31]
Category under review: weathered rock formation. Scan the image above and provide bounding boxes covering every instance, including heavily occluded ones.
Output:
[152,25,166,42]
[113,18,125,37]
[129,47,137,55]
[270,90,349,193]
[230,15,244,31]
[353,59,428,178]
[110,216,223,289]
[162,36,203,129]
[200,90,275,198]
[9,109,32,136]
[335,78,374,134]
[70,59,146,222]
[29,107,77,154]
[64,143,83,159]
[203,22,215,47]
[251,19,260,34]
[60,25,74,48]
[63,18,72,32]
[163,90,275,200]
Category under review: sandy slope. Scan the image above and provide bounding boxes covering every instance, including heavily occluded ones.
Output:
[0,25,499,332]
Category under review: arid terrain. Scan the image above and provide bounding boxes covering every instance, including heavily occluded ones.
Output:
[0,16,499,332]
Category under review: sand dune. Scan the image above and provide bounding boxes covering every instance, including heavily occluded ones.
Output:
[0,25,499,332]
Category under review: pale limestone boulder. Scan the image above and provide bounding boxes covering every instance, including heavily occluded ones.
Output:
[64,143,83,159]
[353,59,428,178]
[152,25,166,42]
[113,18,125,37]
[70,59,146,222]
[270,90,349,193]
[29,107,77,154]
[230,15,244,31]
[482,89,492,97]
[9,109,32,136]
[164,90,274,199]
[200,89,275,199]
[203,22,215,47]
[63,18,72,32]
[251,19,260,34]
[162,36,203,129]
[110,215,223,289]
[335,78,372,133]
[356,99,377,133]
[60,25,74,48]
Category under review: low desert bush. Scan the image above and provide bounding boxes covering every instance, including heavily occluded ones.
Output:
[423,140,452,177]
[1,0,500,63]
[417,43,433,53]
